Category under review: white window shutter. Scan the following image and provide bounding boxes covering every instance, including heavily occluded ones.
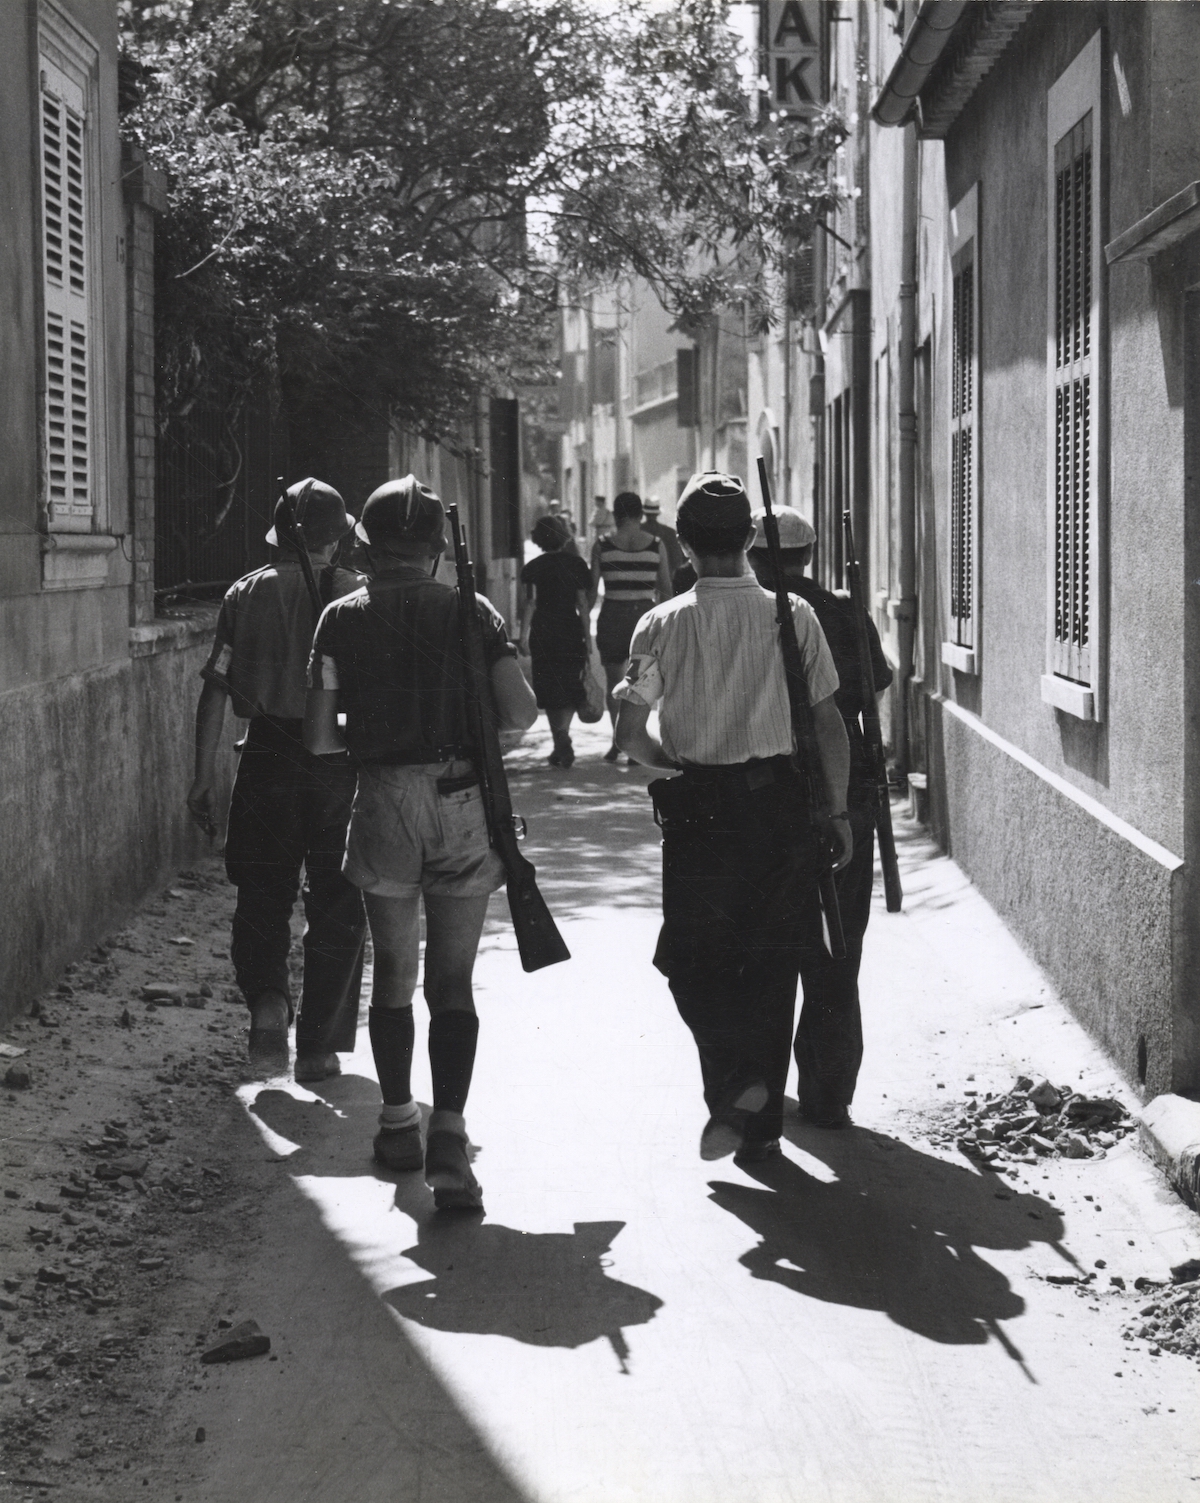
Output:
[40,58,91,526]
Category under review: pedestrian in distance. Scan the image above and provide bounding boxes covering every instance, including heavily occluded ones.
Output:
[613,471,853,1163]
[747,507,893,1128]
[641,496,686,579]
[187,479,368,1081]
[518,514,593,768]
[590,491,671,762]
[589,494,614,549]
[304,475,537,1211]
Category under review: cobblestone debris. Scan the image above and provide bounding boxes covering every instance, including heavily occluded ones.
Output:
[924,1076,1135,1167]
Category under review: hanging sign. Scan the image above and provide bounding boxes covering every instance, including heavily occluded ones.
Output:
[762,1,823,119]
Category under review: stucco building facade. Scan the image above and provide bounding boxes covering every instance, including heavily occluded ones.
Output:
[866,0,1200,1098]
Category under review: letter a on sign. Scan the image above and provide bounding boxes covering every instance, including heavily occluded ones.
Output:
[763,0,822,118]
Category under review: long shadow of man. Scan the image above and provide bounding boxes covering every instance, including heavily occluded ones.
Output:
[709,1119,1068,1370]
[250,1075,662,1373]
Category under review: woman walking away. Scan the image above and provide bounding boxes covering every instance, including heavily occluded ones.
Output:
[519,515,592,767]
[591,492,670,761]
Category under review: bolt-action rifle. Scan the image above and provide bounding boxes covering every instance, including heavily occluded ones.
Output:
[272,476,323,616]
[755,458,846,960]
[842,509,903,913]
[448,503,570,974]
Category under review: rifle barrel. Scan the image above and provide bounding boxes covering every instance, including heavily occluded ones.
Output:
[756,458,846,959]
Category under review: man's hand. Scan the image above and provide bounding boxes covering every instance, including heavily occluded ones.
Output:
[186,779,217,840]
[830,814,854,872]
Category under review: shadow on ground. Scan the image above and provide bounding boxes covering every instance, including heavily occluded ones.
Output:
[249,1073,663,1374]
[710,1114,1069,1376]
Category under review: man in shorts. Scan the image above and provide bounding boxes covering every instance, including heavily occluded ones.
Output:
[304,475,537,1210]
[188,479,366,1080]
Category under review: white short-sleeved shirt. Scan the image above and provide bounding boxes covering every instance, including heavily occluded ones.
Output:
[612,574,839,766]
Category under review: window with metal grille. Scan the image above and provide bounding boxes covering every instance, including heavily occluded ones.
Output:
[1052,112,1092,686]
[40,57,91,526]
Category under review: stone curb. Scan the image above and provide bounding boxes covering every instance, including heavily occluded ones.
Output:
[1137,1093,1200,1211]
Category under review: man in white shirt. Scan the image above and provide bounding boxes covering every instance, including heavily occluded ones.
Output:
[614,471,852,1163]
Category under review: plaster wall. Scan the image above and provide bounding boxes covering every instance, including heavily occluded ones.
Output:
[941,2,1185,857]
[0,618,238,1026]
[936,696,1178,1100]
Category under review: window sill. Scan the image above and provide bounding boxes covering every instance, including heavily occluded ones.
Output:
[1040,673,1094,720]
[129,604,219,660]
[941,641,977,674]
[41,533,119,591]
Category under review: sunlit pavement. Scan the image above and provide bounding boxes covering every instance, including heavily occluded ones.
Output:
[212,717,1200,1503]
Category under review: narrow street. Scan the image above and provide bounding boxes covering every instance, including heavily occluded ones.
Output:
[6,720,1197,1503]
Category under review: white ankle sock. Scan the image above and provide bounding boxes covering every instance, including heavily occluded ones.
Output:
[379,1099,420,1131]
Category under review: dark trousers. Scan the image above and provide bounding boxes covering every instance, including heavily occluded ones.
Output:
[794,802,874,1117]
[653,764,824,1144]
[224,719,366,1055]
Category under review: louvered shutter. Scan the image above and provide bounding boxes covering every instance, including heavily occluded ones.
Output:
[950,256,977,648]
[1051,113,1093,685]
[40,59,91,526]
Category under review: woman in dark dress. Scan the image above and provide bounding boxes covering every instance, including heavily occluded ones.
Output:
[518,515,593,767]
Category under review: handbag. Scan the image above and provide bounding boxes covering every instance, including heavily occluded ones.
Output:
[578,642,607,723]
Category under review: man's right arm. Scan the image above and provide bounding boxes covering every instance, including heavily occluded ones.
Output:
[187,681,227,836]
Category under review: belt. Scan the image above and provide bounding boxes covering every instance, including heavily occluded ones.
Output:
[364,743,475,767]
[679,754,795,791]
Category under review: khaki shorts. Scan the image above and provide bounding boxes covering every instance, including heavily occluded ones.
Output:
[344,761,505,898]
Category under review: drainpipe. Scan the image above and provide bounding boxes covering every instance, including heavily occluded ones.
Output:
[894,120,919,775]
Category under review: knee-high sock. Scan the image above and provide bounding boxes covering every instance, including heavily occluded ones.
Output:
[428,1010,479,1116]
[369,1005,414,1106]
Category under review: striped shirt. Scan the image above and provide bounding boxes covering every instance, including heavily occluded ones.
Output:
[597,535,661,602]
[612,574,839,766]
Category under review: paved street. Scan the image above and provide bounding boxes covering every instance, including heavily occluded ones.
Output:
[184,721,1200,1503]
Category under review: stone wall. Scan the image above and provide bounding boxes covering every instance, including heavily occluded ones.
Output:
[0,612,238,1025]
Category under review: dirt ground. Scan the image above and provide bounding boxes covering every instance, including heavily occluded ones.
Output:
[0,858,298,1501]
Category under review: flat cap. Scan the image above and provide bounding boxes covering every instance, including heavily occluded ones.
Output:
[750,506,816,550]
[356,474,445,547]
[676,471,751,531]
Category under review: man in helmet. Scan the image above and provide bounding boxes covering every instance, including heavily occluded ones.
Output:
[188,479,367,1081]
[304,476,537,1211]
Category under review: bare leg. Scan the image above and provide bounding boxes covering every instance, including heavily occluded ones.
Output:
[603,662,623,759]
[422,894,490,1016]
[362,891,423,1010]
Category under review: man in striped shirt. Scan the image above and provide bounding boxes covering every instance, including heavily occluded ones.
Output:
[613,472,852,1163]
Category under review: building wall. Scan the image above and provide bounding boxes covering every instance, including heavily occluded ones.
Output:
[0,617,239,1023]
[896,1,1199,1092]
[0,2,239,1025]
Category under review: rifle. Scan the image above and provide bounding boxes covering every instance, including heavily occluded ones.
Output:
[272,477,323,616]
[755,457,846,960]
[448,503,571,974]
[842,509,903,913]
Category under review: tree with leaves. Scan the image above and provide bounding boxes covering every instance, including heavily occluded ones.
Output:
[120,0,845,444]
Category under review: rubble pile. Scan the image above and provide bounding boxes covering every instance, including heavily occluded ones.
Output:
[1121,1264,1200,1361]
[926,1076,1136,1167]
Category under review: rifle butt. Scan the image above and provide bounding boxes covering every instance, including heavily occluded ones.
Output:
[507,870,571,972]
[875,795,904,913]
